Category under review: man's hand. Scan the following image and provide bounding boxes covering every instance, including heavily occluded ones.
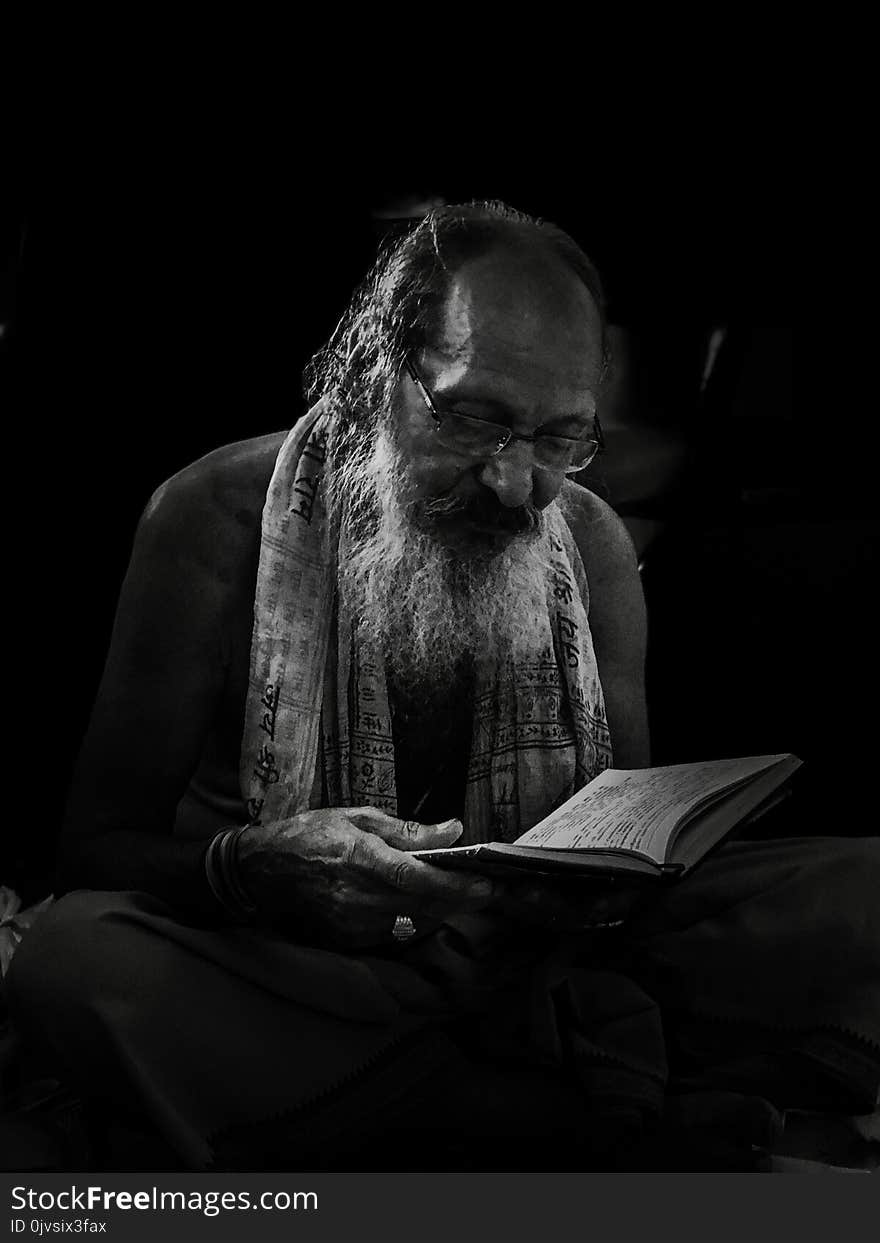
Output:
[237,808,495,949]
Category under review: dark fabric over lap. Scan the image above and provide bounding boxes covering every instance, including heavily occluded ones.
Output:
[6,836,879,1169]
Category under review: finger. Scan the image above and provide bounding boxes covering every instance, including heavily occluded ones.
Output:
[381,817,464,852]
[346,832,494,907]
[346,809,464,852]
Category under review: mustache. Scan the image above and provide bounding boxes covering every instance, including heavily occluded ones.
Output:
[414,492,542,536]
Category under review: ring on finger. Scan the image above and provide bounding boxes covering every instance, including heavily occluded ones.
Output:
[392,914,417,941]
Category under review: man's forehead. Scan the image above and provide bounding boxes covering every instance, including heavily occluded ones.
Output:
[427,250,604,389]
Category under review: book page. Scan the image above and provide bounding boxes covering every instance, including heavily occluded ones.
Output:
[514,755,787,864]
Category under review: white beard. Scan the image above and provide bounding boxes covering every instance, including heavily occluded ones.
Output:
[334,426,557,693]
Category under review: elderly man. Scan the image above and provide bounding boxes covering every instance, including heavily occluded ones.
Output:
[7,203,879,1172]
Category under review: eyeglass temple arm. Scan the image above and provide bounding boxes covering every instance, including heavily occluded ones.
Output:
[405,357,443,426]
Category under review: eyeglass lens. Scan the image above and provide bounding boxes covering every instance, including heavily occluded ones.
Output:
[436,413,599,471]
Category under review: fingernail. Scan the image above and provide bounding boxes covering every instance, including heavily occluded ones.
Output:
[438,818,462,831]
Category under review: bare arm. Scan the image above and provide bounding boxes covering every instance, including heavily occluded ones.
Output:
[560,481,650,768]
[57,468,235,918]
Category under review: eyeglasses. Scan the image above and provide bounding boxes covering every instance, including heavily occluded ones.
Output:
[405,358,604,474]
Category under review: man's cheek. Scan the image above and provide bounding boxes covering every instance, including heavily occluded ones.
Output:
[409,456,474,500]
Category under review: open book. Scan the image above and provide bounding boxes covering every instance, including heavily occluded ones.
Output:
[413,753,802,880]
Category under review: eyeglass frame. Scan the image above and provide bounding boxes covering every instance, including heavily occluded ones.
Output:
[404,356,605,474]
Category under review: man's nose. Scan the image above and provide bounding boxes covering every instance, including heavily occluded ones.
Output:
[476,441,535,508]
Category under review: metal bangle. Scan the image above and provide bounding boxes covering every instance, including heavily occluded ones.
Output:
[204,826,257,922]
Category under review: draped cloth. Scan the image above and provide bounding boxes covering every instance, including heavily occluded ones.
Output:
[8,839,879,1171]
[240,402,612,843]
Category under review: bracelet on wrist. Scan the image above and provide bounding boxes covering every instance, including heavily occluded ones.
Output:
[204,825,257,922]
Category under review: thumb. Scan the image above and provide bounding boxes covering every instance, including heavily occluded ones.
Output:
[348,809,463,852]
[399,817,464,852]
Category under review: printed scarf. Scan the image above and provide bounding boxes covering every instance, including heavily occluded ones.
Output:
[241,404,612,842]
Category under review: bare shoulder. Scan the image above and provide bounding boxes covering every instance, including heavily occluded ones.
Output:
[555,480,646,680]
[557,482,650,766]
[137,430,288,584]
[556,479,640,591]
[143,430,287,534]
